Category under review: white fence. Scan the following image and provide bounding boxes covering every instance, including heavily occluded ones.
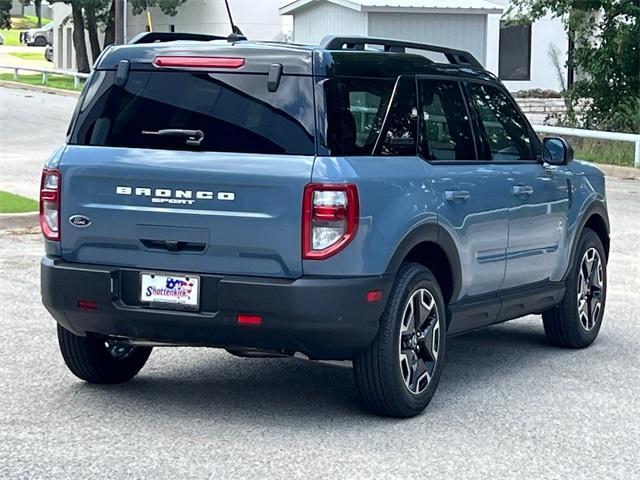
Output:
[1,65,639,168]
[532,125,640,168]
[0,65,89,89]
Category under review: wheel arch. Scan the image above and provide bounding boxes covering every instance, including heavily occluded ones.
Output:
[385,223,462,304]
[565,200,610,281]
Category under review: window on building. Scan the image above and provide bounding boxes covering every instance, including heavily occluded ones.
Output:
[499,22,532,81]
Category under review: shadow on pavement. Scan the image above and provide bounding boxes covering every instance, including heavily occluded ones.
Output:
[69,318,575,422]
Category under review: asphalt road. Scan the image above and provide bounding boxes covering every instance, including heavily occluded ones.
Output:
[1,86,639,479]
[0,86,76,199]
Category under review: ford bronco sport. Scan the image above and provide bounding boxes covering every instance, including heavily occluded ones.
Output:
[41,33,610,417]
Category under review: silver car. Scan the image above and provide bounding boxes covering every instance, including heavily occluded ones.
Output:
[25,22,53,46]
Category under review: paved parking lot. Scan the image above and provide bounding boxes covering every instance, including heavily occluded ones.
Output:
[1,86,639,479]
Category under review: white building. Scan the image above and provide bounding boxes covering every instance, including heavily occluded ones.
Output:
[50,0,570,93]
[51,0,290,70]
[280,0,570,93]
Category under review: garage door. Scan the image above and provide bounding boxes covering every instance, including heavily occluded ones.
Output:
[368,13,486,66]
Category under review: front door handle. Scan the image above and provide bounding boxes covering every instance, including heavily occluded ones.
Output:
[445,190,471,201]
[512,185,534,196]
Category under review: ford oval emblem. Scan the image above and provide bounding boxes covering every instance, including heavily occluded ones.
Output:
[69,215,92,228]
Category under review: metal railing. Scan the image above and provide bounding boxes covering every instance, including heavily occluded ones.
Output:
[0,65,89,89]
[533,124,640,168]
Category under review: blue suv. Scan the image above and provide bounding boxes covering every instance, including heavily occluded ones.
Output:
[40,34,610,417]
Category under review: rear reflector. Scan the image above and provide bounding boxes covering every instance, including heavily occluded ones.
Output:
[366,290,383,303]
[77,300,97,310]
[153,56,246,69]
[237,314,262,325]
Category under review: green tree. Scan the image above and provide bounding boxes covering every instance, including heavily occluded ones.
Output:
[508,0,640,133]
[0,0,11,30]
[20,0,44,27]
[130,0,188,17]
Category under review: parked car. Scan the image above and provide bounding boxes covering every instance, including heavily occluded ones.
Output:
[40,33,610,418]
[24,22,53,46]
[0,33,4,45]
[44,45,53,62]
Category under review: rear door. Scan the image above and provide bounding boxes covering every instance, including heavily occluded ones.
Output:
[418,78,510,300]
[466,82,570,288]
[60,69,317,278]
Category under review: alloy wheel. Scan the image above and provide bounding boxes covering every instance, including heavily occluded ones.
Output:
[104,340,137,359]
[398,288,441,395]
[577,247,604,331]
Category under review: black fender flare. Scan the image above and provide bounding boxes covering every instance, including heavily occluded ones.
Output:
[384,222,463,302]
[563,200,610,281]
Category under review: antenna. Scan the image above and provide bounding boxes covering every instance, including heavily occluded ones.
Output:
[224,0,246,41]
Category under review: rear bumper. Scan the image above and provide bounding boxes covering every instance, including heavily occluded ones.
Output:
[41,256,391,360]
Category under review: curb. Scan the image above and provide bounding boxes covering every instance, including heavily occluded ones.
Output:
[594,164,639,180]
[0,80,81,97]
[0,212,39,231]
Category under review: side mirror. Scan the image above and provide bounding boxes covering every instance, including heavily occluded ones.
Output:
[543,137,574,165]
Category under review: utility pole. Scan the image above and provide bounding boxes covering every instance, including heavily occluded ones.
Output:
[115,0,125,44]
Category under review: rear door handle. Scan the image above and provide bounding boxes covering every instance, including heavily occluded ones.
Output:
[512,185,534,196]
[445,190,471,201]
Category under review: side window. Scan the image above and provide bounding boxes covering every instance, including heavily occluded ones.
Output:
[418,80,475,161]
[375,76,418,156]
[467,83,536,161]
[321,76,417,156]
[349,90,384,148]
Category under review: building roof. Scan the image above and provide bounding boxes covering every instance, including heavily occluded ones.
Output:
[280,0,504,15]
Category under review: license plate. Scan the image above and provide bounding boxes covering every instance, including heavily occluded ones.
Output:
[140,272,200,310]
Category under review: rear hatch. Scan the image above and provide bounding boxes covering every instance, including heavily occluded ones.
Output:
[59,47,316,278]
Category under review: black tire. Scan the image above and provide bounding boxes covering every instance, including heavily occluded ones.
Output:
[34,36,48,47]
[543,228,607,348]
[57,325,152,384]
[353,262,447,418]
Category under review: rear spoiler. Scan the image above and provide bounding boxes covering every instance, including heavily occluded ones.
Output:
[128,31,247,44]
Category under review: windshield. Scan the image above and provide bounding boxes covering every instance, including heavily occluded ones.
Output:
[69,71,316,155]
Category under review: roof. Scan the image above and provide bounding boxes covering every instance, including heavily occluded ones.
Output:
[280,0,504,15]
[95,34,493,81]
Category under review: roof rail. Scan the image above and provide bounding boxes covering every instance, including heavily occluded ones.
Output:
[319,35,482,69]
[128,32,230,45]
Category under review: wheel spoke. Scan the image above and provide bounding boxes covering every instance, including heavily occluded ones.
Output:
[420,321,439,362]
[578,298,589,328]
[416,291,435,330]
[397,287,441,395]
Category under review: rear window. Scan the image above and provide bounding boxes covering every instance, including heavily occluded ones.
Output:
[69,71,316,155]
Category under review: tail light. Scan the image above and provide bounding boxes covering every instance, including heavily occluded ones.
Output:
[302,183,359,259]
[40,169,60,241]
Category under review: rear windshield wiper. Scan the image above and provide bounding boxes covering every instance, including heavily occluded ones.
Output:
[141,129,204,146]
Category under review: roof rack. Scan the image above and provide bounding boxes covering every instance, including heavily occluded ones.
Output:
[128,32,239,45]
[319,35,482,69]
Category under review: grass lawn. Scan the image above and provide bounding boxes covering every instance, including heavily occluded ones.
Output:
[1,16,52,46]
[0,73,85,91]
[568,137,636,168]
[0,28,21,46]
[0,191,38,213]
[9,51,45,61]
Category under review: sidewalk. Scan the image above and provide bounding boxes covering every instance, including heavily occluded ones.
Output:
[0,45,49,70]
